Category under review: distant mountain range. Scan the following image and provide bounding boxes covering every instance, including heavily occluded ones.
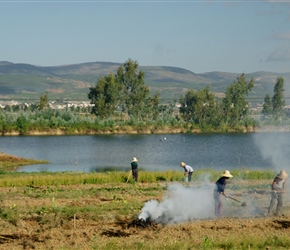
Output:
[0,61,290,105]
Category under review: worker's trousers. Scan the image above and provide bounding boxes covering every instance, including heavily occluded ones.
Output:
[213,191,222,218]
[268,190,283,215]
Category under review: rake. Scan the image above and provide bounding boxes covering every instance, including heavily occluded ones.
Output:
[227,195,247,207]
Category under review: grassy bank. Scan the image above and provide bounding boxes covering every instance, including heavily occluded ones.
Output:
[0,168,276,187]
[0,152,277,186]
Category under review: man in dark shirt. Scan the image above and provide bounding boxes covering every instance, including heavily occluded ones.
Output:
[213,170,233,218]
[131,157,138,182]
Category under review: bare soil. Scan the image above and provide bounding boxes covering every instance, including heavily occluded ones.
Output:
[0,181,289,249]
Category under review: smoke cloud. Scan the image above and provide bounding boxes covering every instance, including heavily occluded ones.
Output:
[138,180,215,225]
[138,173,271,224]
[253,133,290,196]
[253,133,290,174]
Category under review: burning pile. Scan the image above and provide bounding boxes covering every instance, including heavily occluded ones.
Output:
[130,183,216,226]
[128,217,157,228]
[130,182,251,228]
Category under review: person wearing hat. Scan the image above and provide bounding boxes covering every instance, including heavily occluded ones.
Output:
[180,162,194,181]
[213,170,233,218]
[131,157,139,182]
[268,170,288,216]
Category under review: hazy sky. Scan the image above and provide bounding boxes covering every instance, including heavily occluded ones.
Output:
[1,0,290,73]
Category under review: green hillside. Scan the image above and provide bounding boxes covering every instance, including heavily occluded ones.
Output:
[0,61,289,105]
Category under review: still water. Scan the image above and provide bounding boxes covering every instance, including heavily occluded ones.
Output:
[1,133,290,173]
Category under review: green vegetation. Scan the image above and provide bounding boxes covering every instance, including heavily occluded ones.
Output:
[38,91,49,110]
[88,59,161,121]
[0,169,276,187]
[1,61,289,104]
[1,59,289,135]
[262,76,286,119]
[88,60,257,131]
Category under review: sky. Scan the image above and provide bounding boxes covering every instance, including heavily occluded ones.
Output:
[1,0,290,74]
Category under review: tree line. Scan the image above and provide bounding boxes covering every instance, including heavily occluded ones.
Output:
[0,59,288,135]
[88,59,287,130]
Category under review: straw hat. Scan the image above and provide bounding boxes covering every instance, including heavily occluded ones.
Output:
[132,157,138,162]
[180,162,186,167]
[277,170,288,179]
[221,170,233,178]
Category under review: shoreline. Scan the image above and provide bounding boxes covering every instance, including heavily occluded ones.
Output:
[1,125,290,136]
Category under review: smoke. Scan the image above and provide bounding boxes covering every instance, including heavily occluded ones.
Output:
[253,133,290,197]
[253,133,290,174]
[138,178,215,225]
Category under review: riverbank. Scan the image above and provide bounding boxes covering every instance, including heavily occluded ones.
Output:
[0,125,260,136]
[0,152,49,171]
[2,124,290,136]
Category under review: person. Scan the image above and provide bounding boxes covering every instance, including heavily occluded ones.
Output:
[213,170,233,218]
[180,162,194,181]
[268,170,288,216]
[131,157,138,182]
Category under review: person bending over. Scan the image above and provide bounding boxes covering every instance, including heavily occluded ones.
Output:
[180,162,194,181]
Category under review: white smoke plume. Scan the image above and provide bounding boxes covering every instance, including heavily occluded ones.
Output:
[253,133,290,196]
[138,181,215,225]
[253,133,290,174]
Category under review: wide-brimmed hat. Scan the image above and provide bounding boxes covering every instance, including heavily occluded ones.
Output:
[221,170,233,178]
[277,170,288,179]
[132,157,138,162]
[180,162,186,167]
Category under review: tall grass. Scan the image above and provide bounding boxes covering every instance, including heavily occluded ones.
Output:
[0,169,276,187]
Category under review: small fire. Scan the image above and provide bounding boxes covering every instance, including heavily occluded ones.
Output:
[138,216,146,221]
[135,183,217,225]
[128,216,154,228]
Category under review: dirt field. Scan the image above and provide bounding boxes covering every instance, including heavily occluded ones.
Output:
[0,180,289,250]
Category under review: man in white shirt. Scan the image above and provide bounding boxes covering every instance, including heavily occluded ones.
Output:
[180,162,194,181]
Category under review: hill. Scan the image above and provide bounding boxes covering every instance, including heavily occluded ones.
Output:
[0,61,290,105]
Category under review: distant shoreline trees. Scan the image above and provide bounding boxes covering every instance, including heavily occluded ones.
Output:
[88,59,161,121]
[262,77,286,120]
[0,59,288,135]
[88,60,258,131]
